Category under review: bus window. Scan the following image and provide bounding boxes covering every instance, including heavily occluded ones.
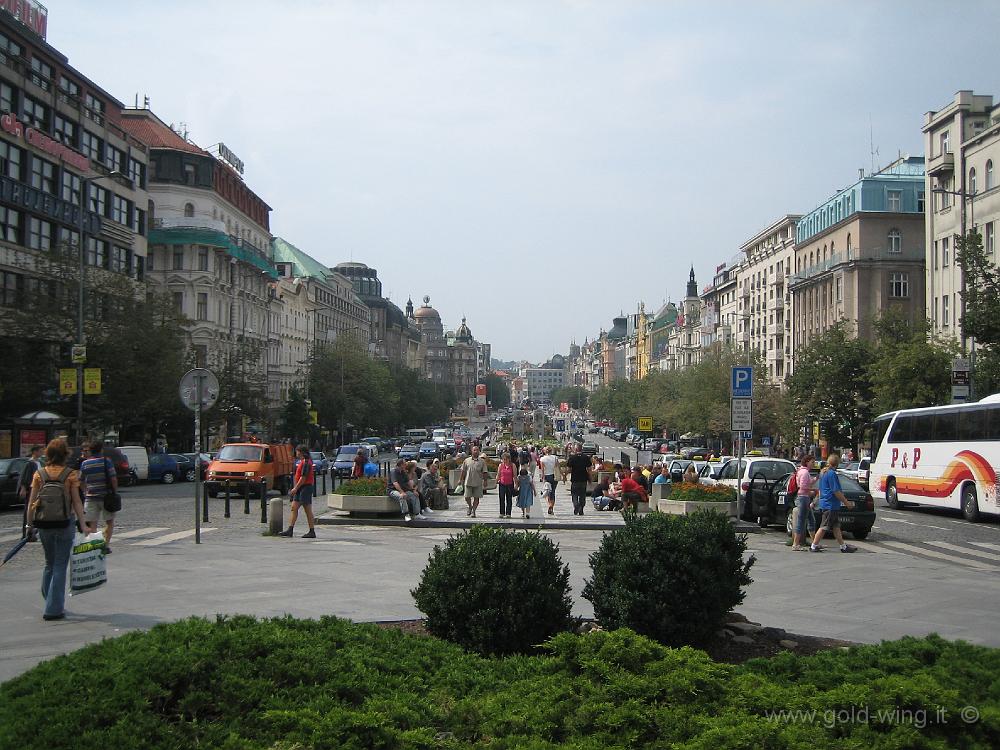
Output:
[912,413,935,442]
[871,416,892,460]
[888,414,913,443]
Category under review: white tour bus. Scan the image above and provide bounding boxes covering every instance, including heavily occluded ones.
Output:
[405,428,429,442]
[869,395,1000,522]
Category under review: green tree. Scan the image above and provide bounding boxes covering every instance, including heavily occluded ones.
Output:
[280,387,312,443]
[786,322,874,452]
[868,311,955,415]
[550,385,588,409]
[481,372,510,409]
[956,230,999,345]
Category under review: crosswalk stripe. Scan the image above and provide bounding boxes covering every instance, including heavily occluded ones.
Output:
[131,528,216,546]
[970,542,1000,552]
[114,527,169,540]
[880,541,993,570]
[847,541,895,554]
[0,532,25,544]
[928,540,1000,562]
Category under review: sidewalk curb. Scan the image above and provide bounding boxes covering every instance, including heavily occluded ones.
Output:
[315,513,765,533]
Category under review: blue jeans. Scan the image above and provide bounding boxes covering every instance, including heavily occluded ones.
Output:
[390,490,420,517]
[39,522,75,617]
[794,496,817,535]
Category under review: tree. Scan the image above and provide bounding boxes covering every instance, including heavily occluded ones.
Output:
[481,373,510,409]
[786,322,874,452]
[280,387,312,444]
[957,230,1000,346]
[868,311,955,415]
[550,385,588,409]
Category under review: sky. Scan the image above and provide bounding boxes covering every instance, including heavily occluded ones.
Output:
[48,0,1000,363]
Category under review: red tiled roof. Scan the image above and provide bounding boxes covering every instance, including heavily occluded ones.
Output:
[114,109,210,156]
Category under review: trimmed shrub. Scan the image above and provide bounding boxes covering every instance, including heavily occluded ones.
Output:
[669,482,737,503]
[337,477,386,495]
[582,510,754,647]
[412,526,573,656]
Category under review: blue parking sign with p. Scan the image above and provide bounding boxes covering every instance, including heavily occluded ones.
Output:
[732,367,753,398]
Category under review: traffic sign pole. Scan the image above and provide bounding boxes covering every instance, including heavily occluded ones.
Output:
[195,375,202,545]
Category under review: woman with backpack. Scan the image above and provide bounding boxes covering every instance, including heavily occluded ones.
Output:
[26,438,92,621]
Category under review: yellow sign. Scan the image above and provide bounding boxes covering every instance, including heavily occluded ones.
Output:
[84,368,101,395]
[59,368,77,395]
[309,410,319,425]
[71,345,86,364]
[638,417,653,432]
[812,421,820,442]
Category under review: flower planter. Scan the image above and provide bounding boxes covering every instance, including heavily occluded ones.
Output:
[330,493,399,516]
[657,499,738,517]
[650,483,672,501]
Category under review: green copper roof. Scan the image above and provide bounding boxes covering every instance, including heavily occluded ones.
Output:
[271,236,333,281]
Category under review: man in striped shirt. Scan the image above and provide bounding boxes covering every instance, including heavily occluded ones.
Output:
[79,441,118,553]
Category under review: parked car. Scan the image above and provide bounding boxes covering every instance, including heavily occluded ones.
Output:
[309,451,331,477]
[361,437,383,455]
[68,446,133,486]
[170,454,196,482]
[399,444,421,461]
[581,441,599,456]
[206,442,295,497]
[176,452,211,481]
[666,459,715,484]
[714,456,797,523]
[419,441,441,460]
[857,457,870,489]
[680,446,709,460]
[746,469,875,539]
[332,445,372,478]
[0,456,28,508]
[147,453,181,484]
[117,445,150,482]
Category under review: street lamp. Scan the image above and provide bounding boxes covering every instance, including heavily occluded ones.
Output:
[75,170,125,446]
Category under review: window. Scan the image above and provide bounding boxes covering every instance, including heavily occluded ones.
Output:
[988,160,995,190]
[889,272,909,298]
[147,249,154,271]
[198,247,209,271]
[89,185,108,217]
[0,140,21,180]
[184,202,194,218]
[173,250,184,270]
[942,295,950,326]
[987,222,995,255]
[933,296,938,325]
[887,190,901,212]
[172,292,183,313]
[183,164,196,185]
[135,255,144,281]
[86,237,108,268]
[970,167,978,195]
[26,217,51,251]
[105,145,124,174]
[110,246,129,273]
[0,31,22,63]
[0,81,11,113]
[84,93,104,125]
[940,130,950,154]
[61,227,80,248]
[80,130,102,161]
[197,292,208,320]
[29,57,51,90]
[836,276,842,302]
[52,114,76,146]
[58,75,80,101]
[128,158,144,188]
[933,240,938,269]
[21,96,48,130]
[917,190,925,213]
[29,156,55,194]
[111,194,130,225]
[61,171,81,204]
[132,207,145,235]
[0,206,19,242]
[942,236,950,267]
[887,228,902,254]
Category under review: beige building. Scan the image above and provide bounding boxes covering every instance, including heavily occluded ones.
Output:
[924,90,1000,343]
[738,215,799,382]
[789,157,926,348]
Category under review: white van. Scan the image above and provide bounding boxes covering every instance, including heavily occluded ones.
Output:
[118,445,150,481]
[432,428,449,445]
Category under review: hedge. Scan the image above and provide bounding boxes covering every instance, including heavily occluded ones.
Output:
[1,617,997,749]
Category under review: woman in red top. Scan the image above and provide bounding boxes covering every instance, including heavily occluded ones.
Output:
[352,448,366,479]
[496,454,517,519]
[620,470,648,512]
[278,446,316,538]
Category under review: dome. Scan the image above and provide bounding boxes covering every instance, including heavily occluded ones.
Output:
[455,316,473,341]
[413,294,441,320]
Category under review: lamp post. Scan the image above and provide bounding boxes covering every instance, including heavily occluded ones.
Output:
[75,170,124,446]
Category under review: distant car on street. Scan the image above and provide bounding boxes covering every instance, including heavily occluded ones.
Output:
[419,442,442,460]
[581,442,598,456]
[332,445,371,478]
[147,453,181,484]
[310,452,331,477]
[399,444,421,461]
[0,457,28,508]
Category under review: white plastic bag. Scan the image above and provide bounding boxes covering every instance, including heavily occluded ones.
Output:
[70,532,107,595]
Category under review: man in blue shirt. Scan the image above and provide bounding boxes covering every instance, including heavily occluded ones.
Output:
[810,452,856,553]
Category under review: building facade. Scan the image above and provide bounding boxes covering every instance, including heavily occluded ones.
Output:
[924,90,1000,343]
[789,157,926,348]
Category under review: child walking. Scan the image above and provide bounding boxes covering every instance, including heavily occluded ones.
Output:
[516,468,536,519]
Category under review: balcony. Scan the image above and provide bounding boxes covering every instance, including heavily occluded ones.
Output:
[926,151,955,178]
[149,217,275,278]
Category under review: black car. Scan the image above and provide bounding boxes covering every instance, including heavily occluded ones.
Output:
[747,469,875,539]
[0,457,29,508]
[399,444,421,461]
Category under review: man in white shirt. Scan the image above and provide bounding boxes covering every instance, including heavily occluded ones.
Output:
[539,446,559,516]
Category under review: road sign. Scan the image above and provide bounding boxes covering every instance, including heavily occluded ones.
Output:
[739,431,753,440]
[179,368,220,411]
[731,398,752,432]
[952,385,971,402]
[761,436,771,447]
[59,368,76,395]
[71,344,86,364]
[638,416,653,432]
[83,368,101,395]
[731,366,753,398]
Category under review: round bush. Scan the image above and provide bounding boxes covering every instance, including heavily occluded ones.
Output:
[582,510,754,647]
[412,526,573,656]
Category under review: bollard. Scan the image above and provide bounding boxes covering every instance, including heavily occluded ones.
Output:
[203,482,210,522]
[260,489,267,523]
[268,497,284,535]
[224,487,231,518]
[224,481,231,520]
[321,471,327,496]
[260,478,267,505]
[244,487,250,515]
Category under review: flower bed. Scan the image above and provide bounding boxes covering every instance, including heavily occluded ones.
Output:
[669,482,737,503]
[336,477,387,496]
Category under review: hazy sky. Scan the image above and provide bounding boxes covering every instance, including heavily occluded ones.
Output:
[49,1,1000,363]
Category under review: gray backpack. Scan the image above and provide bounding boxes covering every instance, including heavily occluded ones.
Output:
[33,467,72,528]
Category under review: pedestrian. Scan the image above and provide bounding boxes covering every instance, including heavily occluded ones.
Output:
[516,467,536,519]
[363,456,379,477]
[25,438,93,621]
[621,468,648,511]
[653,463,670,484]
[683,464,699,484]
[566,443,592,516]
[460,445,489,518]
[539,446,559,515]
[278,446,317,538]
[790,454,818,551]
[79,441,119,553]
[810,452,857,553]
[529,444,540,478]
[496,452,517,519]
[17,444,42,541]
[408,461,432,516]
[352,448,366,479]
[388,457,420,521]
[419,459,444,512]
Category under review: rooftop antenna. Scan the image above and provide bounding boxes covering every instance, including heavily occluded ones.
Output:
[868,113,879,175]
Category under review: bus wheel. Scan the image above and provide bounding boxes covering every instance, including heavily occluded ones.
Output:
[962,485,981,523]
[886,481,904,510]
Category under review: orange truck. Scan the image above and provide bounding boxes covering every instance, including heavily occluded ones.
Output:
[205,442,294,497]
